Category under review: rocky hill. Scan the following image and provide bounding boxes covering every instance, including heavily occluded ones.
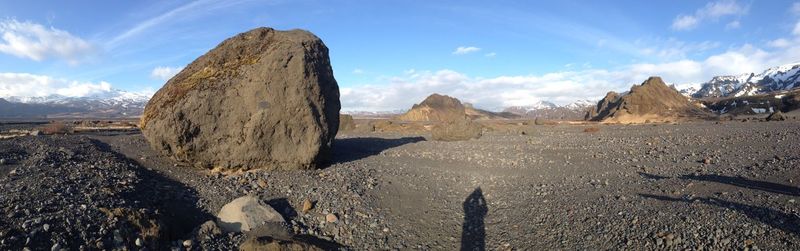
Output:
[396,94,518,121]
[588,77,711,123]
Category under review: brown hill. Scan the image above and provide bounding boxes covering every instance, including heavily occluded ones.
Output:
[588,77,711,123]
[396,94,519,121]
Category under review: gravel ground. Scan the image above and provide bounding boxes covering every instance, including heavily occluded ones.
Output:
[1,120,799,250]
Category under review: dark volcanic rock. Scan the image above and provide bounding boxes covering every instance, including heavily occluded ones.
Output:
[431,119,483,141]
[588,77,711,123]
[141,27,340,170]
[766,111,785,121]
[339,114,356,131]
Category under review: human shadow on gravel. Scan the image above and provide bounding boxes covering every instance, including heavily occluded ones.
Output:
[328,137,426,165]
[461,187,487,251]
[640,194,800,236]
[88,139,214,247]
[679,174,800,196]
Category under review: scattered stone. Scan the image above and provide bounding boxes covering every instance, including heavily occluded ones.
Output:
[217,196,285,232]
[326,213,338,223]
[302,198,314,214]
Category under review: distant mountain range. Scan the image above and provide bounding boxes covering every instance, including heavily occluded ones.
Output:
[682,62,800,99]
[503,100,595,120]
[0,89,149,118]
[2,62,798,119]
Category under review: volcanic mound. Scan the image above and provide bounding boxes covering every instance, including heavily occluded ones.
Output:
[588,76,710,123]
[397,94,517,121]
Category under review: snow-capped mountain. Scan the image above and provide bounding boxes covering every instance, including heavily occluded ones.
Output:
[342,110,406,118]
[689,63,800,98]
[0,89,151,118]
[503,100,595,120]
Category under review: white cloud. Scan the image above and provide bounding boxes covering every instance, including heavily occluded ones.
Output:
[635,38,719,60]
[353,68,365,74]
[484,52,497,57]
[791,2,800,15]
[672,15,699,30]
[342,39,800,111]
[671,0,747,31]
[452,46,481,55]
[0,19,95,64]
[725,20,741,30]
[767,38,791,48]
[794,21,800,36]
[0,73,113,98]
[150,66,184,80]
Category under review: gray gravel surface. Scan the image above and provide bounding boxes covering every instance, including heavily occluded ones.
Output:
[1,121,799,250]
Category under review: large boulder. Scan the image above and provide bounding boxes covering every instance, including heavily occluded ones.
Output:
[141,27,340,170]
[431,119,483,141]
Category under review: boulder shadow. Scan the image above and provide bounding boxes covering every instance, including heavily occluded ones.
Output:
[251,198,345,250]
[88,139,214,247]
[640,194,800,236]
[679,174,800,196]
[267,198,298,219]
[328,136,426,165]
[461,187,487,251]
[638,172,670,181]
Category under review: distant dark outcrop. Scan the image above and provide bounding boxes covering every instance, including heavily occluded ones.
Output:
[141,27,340,170]
[588,77,711,123]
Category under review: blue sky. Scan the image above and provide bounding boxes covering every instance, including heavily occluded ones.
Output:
[1,0,800,110]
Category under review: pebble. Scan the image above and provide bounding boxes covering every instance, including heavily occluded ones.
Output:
[135,238,143,247]
[0,158,6,165]
[183,239,193,247]
[43,224,50,232]
[326,213,338,223]
[302,198,314,213]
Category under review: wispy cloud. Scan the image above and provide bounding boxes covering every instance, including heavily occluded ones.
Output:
[353,68,365,74]
[150,66,184,80]
[671,0,748,31]
[0,19,95,64]
[792,2,800,15]
[725,20,741,30]
[484,52,497,57]
[106,0,253,49]
[452,46,481,55]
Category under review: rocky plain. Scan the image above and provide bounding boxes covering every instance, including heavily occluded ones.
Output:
[0,117,799,250]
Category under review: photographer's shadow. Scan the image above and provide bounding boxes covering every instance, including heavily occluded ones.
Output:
[461,187,487,251]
